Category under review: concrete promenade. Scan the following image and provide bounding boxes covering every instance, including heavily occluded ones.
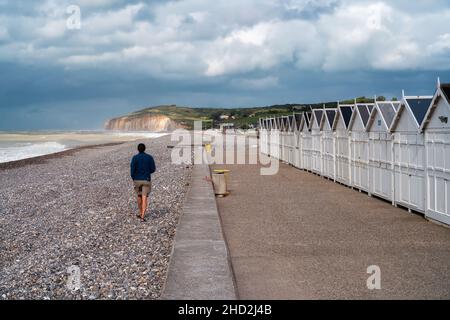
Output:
[211,156,450,299]
[162,159,236,299]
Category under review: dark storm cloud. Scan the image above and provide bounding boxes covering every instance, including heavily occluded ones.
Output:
[0,0,449,129]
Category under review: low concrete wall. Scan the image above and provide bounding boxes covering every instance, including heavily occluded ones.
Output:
[162,163,236,300]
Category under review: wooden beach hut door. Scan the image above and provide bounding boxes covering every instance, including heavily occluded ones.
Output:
[350,105,372,192]
[275,118,281,160]
[352,132,370,192]
[422,85,450,225]
[393,132,426,212]
[264,119,269,155]
[265,120,270,155]
[425,131,450,224]
[286,117,291,164]
[268,119,274,157]
[311,109,324,175]
[301,113,312,171]
[367,103,396,202]
[260,119,267,155]
[284,116,290,164]
[392,97,432,212]
[294,114,303,169]
[267,119,272,157]
[322,109,337,180]
[288,116,295,165]
[270,118,279,159]
[335,106,352,186]
[281,116,288,162]
[279,117,285,162]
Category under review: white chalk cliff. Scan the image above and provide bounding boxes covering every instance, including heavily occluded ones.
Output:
[104,114,183,132]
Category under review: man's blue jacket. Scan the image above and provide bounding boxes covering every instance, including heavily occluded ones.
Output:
[130,152,156,181]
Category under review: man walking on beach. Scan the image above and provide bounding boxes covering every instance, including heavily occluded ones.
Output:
[131,143,156,222]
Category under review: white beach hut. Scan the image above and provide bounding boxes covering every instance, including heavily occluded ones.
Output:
[349,103,374,192]
[293,113,303,169]
[265,118,270,155]
[269,118,279,159]
[259,118,265,155]
[262,118,270,156]
[280,116,290,163]
[390,91,433,212]
[287,115,296,166]
[334,104,353,186]
[420,80,450,225]
[311,109,325,175]
[301,112,313,171]
[366,100,400,202]
[272,117,282,160]
[322,109,337,180]
[278,117,284,160]
[258,118,264,154]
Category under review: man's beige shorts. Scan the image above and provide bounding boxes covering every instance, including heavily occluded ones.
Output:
[133,180,152,196]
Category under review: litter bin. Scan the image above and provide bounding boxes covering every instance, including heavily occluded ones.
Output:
[212,169,230,197]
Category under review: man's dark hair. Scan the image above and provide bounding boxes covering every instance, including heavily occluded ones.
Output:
[138,143,146,153]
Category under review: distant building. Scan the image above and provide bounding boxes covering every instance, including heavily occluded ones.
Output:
[219,123,235,134]
[220,115,230,120]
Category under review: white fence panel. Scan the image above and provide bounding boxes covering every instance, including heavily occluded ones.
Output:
[336,134,351,185]
[302,131,313,171]
[393,133,426,212]
[425,131,450,224]
[311,128,322,174]
[322,131,335,179]
[351,132,370,192]
[369,132,393,201]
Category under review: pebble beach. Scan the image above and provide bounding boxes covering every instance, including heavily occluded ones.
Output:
[0,135,192,299]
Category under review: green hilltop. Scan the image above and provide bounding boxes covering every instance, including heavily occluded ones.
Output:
[119,96,394,129]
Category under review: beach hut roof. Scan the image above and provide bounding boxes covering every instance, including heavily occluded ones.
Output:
[420,82,450,131]
[294,113,303,131]
[282,116,289,131]
[312,109,324,128]
[377,102,399,129]
[288,115,295,131]
[357,104,373,128]
[337,105,353,129]
[391,94,433,131]
[325,109,337,129]
[405,98,433,125]
[303,112,311,130]
[348,103,374,131]
[278,117,283,129]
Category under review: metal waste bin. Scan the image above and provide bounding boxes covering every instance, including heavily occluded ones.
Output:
[212,169,230,196]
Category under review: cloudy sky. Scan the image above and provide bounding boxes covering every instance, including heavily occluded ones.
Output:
[1,0,450,130]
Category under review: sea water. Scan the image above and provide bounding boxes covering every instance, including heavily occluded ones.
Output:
[0,131,169,163]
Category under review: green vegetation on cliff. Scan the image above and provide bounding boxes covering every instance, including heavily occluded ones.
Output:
[116,96,393,129]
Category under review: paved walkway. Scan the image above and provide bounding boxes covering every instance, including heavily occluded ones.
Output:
[212,157,450,299]
[162,161,236,299]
